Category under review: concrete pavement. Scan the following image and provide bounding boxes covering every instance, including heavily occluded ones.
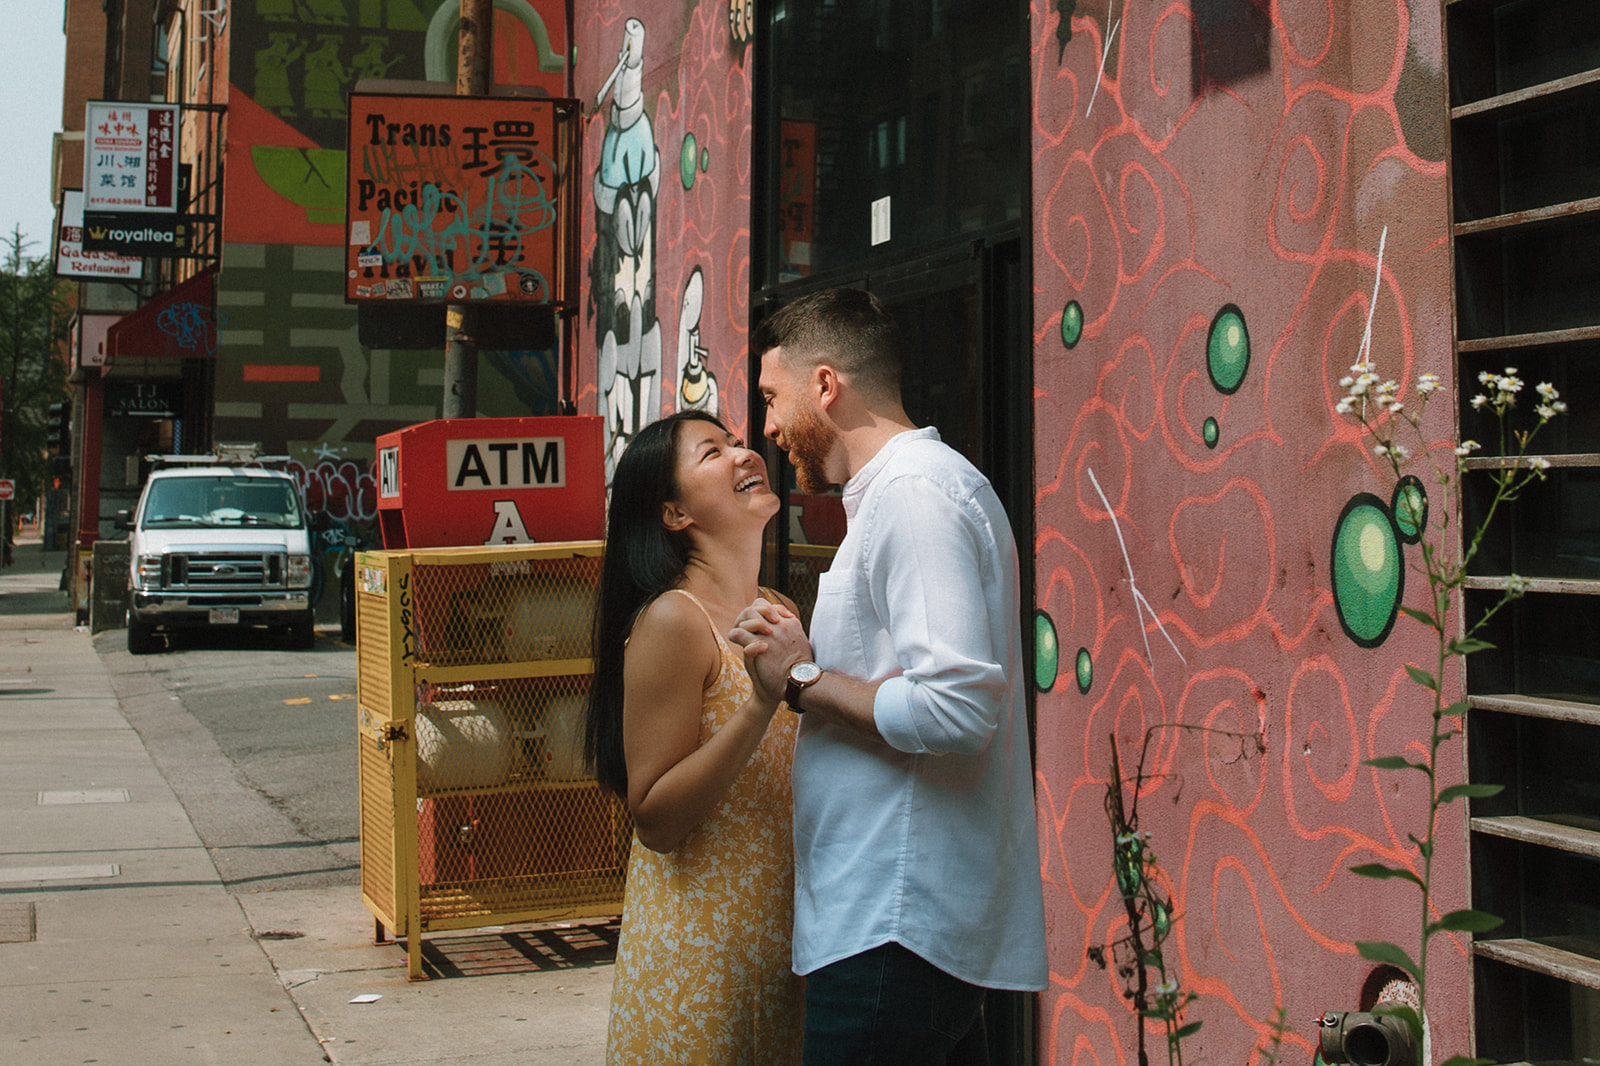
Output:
[0,536,613,1065]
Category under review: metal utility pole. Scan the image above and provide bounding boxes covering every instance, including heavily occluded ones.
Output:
[442,0,493,419]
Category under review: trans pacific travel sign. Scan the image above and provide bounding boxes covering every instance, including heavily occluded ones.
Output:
[344,93,577,306]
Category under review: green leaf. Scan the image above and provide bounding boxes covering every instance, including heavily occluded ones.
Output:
[1350,863,1424,888]
[1427,908,1504,937]
[1374,1003,1425,1044]
[1448,637,1495,656]
[1405,665,1439,691]
[1441,700,1469,718]
[1175,1021,1203,1039]
[1438,782,1504,804]
[1399,605,1439,629]
[1439,1056,1496,1066]
[1365,755,1429,773]
[1357,940,1420,982]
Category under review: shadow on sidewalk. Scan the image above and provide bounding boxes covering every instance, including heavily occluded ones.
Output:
[415,920,621,980]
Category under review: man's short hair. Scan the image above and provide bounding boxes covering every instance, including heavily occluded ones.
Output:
[751,288,904,400]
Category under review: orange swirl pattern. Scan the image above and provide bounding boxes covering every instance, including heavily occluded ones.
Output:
[1030,0,1470,1061]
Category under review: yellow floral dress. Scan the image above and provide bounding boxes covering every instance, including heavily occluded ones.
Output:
[606,590,804,1065]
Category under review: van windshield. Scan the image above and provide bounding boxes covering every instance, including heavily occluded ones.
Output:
[140,476,304,529]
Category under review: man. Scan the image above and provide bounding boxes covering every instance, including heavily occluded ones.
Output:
[730,288,1047,1064]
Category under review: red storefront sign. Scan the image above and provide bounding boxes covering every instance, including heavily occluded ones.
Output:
[345,93,579,307]
[375,415,605,549]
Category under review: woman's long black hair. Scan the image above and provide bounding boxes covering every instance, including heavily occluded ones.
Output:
[584,410,729,797]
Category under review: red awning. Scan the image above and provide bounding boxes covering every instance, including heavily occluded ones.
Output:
[107,269,218,360]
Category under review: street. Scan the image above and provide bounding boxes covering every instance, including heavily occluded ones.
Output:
[1,542,613,1065]
[94,626,363,896]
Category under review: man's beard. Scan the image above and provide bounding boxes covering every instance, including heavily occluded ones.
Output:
[785,401,837,495]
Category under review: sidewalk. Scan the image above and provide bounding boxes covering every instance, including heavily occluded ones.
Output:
[0,537,612,1065]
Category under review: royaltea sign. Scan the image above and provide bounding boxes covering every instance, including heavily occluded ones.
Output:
[344,93,577,306]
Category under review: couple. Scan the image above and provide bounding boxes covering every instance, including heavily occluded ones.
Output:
[584,288,1047,1065]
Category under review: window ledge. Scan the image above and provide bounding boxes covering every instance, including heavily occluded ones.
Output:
[1463,575,1600,596]
[1471,815,1600,860]
[1474,938,1600,991]
[1452,66,1600,122]
[1455,196,1600,238]
[1457,324,1600,353]
[1469,693,1600,727]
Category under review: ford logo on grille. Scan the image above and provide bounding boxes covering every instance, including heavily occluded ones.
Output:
[213,564,239,576]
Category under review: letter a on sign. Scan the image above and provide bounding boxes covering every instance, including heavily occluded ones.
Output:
[483,500,533,545]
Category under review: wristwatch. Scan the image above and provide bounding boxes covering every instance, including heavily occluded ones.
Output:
[783,660,823,713]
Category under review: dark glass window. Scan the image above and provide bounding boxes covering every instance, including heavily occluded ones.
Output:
[761,0,1026,285]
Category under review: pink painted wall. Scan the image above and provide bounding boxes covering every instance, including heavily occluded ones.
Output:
[1029,0,1469,1062]
[570,0,1474,1060]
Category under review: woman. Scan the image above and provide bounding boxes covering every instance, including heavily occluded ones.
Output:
[585,411,804,1064]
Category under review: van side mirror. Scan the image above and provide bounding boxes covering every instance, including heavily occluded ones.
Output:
[115,509,133,531]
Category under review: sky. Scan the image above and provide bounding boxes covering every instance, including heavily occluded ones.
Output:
[1,4,69,262]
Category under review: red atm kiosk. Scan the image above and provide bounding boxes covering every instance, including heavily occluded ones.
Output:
[374,415,606,548]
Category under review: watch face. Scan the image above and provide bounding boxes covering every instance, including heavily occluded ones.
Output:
[790,660,822,684]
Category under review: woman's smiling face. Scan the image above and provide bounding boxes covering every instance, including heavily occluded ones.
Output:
[667,419,780,534]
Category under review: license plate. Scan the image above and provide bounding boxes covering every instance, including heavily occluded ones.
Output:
[209,608,240,625]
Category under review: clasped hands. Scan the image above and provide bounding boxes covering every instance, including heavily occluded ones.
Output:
[727,597,813,709]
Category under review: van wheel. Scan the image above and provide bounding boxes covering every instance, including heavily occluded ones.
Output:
[289,617,317,650]
[128,620,159,655]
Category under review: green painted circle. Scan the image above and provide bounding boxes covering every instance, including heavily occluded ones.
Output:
[1391,475,1428,544]
[1061,301,1084,349]
[680,133,699,189]
[1075,647,1093,695]
[1033,610,1059,692]
[1203,417,1219,449]
[1331,494,1404,647]
[701,147,710,172]
[1207,304,1250,394]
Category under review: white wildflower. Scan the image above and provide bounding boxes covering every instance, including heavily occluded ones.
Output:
[1454,441,1481,456]
[1417,373,1442,395]
[1390,443,1410,461]
[1507,574,1530,595]
[1471,394,1489,409]
[1374,444,1390,457]
[1339,376,1355,388]
[1527,457,1552,471]
[1536,382,1559,401]
[1538,405,1557,420]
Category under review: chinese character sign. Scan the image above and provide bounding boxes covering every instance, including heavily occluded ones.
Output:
[344,94,577,305]
[84,102,180,213]
[54,190,143,281]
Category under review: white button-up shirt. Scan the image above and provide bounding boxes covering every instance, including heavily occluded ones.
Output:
[793,428,1048,991]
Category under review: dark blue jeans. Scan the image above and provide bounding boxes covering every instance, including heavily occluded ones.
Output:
[802,942,990,1066]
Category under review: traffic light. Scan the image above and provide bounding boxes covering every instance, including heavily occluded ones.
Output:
[46,402,70,456]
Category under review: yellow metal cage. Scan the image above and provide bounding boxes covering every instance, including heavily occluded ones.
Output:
[354,541,630,980]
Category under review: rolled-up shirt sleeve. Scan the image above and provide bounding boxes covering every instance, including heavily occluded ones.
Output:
[866,474,1009,755]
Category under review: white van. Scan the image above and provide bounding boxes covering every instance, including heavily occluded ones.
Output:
[120,450,316,654]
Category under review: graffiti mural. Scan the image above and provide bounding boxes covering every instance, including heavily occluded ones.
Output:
[580,3,754,472]
[231,0,567,244]
[590,17,664,480]
[1030,0,1465,1063]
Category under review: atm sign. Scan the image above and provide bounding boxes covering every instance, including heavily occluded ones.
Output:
[445,437,566,491]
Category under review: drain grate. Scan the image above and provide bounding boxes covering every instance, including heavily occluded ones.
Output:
[0,903,37,943]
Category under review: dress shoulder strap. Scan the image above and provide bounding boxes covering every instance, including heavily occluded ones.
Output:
[662,588,723,646]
